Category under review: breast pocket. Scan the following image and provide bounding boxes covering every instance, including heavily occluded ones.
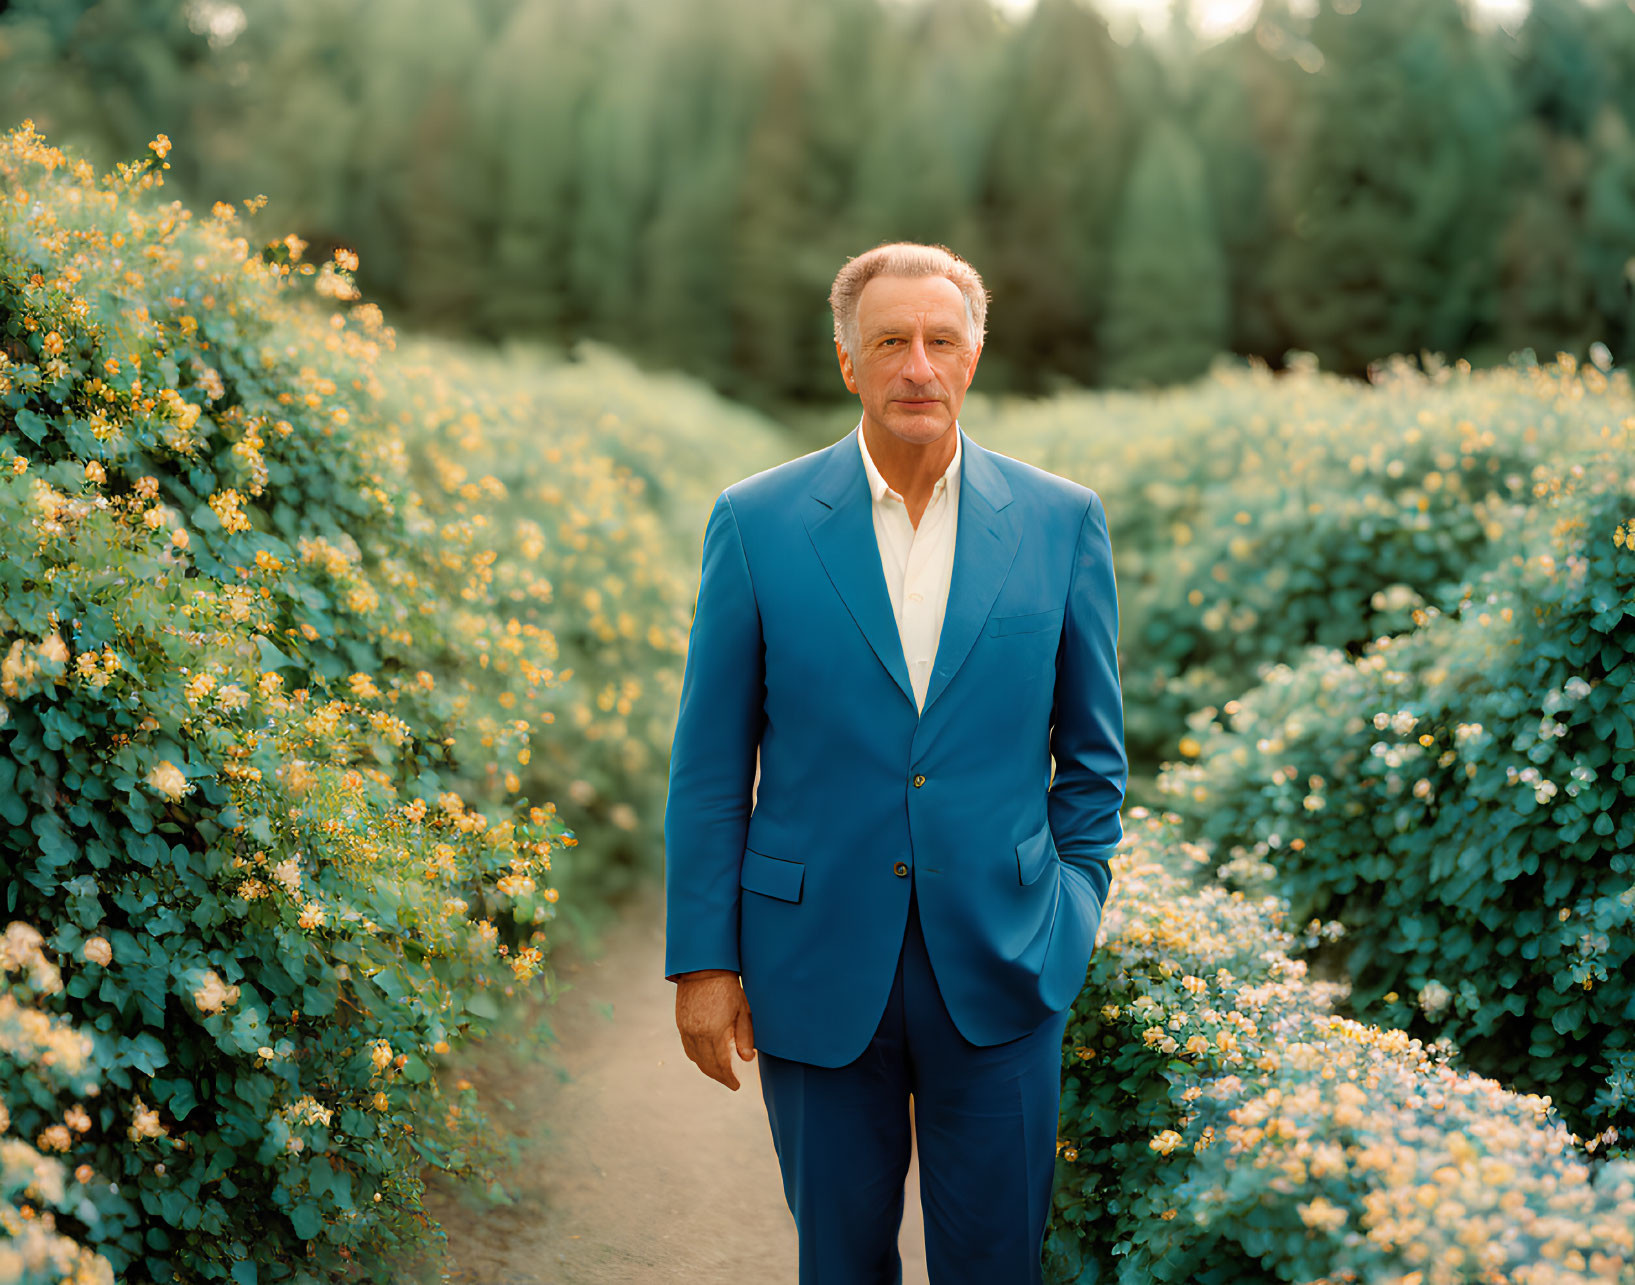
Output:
[986,607,1064,638]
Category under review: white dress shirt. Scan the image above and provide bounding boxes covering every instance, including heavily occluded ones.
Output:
[857,421,962,715]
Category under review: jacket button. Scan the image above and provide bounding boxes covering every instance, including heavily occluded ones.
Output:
[893,861,909,877]
[912,774,926,788]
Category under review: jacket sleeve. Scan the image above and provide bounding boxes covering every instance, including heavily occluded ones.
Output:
[663,490,767,982]
[1047,491,1127,913]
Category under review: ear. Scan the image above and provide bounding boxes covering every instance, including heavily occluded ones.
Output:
[835,338,858,394]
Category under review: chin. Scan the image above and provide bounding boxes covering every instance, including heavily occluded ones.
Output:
[885,407,950,435]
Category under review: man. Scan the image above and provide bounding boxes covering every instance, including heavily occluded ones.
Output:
[664,241,1126,1283]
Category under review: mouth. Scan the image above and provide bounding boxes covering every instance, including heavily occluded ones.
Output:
[894,399,940,408]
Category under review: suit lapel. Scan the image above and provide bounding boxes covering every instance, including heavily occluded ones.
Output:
[803,424,1021,717]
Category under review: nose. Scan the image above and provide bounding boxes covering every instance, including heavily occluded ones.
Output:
[902,333,935,385]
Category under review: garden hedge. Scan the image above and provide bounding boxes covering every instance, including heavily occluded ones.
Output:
[378,334,787,914]
[0,118,765,1283]
[1154,398,1635,1144]
[965,353,1625,779]
[1048,807,1635,1283]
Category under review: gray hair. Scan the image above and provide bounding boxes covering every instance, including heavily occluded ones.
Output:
[829,241,989,361]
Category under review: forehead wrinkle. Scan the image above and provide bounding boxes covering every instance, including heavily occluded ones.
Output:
[861,307,970,344]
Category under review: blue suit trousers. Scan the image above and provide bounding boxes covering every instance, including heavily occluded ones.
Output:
[757,871,1073,1284]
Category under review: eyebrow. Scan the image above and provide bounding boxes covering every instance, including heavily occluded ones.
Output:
[865,323,965,342]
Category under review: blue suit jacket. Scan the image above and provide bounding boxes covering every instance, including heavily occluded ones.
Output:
[663,423,1126,1067]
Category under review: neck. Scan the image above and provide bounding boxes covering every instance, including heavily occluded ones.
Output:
[861,417,958,508]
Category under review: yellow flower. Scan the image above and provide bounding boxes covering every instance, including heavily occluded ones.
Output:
[36,631,69,665]
[191,969,241,1014]
[147,759,191,800]
[1297,1196,1348,1232]
[207,488,252,534]
[81,936,113,966]
[1149,1129,1183,1156]
[127,1096,168,1141]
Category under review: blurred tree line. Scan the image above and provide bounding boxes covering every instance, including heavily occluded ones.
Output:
[3,0,1635,402]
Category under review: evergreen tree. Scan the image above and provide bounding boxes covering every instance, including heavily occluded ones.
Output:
[0,0,228,186]
[467,0,593,337]
[1187,26,1285,359]
[1264,0,1516,375]
[563,0,665,345]
[1491,120,1599,365]
[1591,0,1635,130]
[729,48,830,403]
[1581,105,1635,363]
[975,0,1132,390]
[1514,0,1608,140]
[636,0,769,387]
[1099,115,1230,390]
[843,0,1002,256]
[345,0,490,325]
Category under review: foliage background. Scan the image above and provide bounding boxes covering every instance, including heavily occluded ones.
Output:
[4,0,1635,1280]
[3,0,1635,405]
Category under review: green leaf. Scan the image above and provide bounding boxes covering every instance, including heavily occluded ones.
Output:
[155,1077,198,1121]
[0,760,24,824]
[255,636,299,671]
[15,408,51,442]
[289,1202,322,1239]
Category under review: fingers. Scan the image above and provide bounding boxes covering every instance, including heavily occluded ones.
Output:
[735,1001,756,1062]
[678,1029,730,1089]
[715,1025,741,1090]
[674,977,753,1090]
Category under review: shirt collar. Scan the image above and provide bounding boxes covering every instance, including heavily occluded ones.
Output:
[856,419,962,505]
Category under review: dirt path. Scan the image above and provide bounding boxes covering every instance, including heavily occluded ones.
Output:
[418,879,931,1283]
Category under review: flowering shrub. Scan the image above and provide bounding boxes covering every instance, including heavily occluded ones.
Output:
[381,335,787,910]
[1154,425,1635,1143]
[1047,809,1635,1283]
[965,353,1625,773]
[0,119,656,1281]
[1,921,116,1285]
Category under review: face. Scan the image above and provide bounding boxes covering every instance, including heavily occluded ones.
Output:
[837,273,982,446]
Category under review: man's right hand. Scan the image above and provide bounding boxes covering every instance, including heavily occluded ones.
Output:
[673,969,756,1091]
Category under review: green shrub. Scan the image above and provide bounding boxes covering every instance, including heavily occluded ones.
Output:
[380,335,788,913]
[1,919,117,1285]
[0,122,584,1281]
[1048,809,1635,1283]
[964,353,1626,777]
[1153,421,1635,1142]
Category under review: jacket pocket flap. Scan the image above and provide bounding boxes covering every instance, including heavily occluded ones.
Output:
[1016,819,1054,885]
[988,608,1064,637]
[741,848,805,903]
